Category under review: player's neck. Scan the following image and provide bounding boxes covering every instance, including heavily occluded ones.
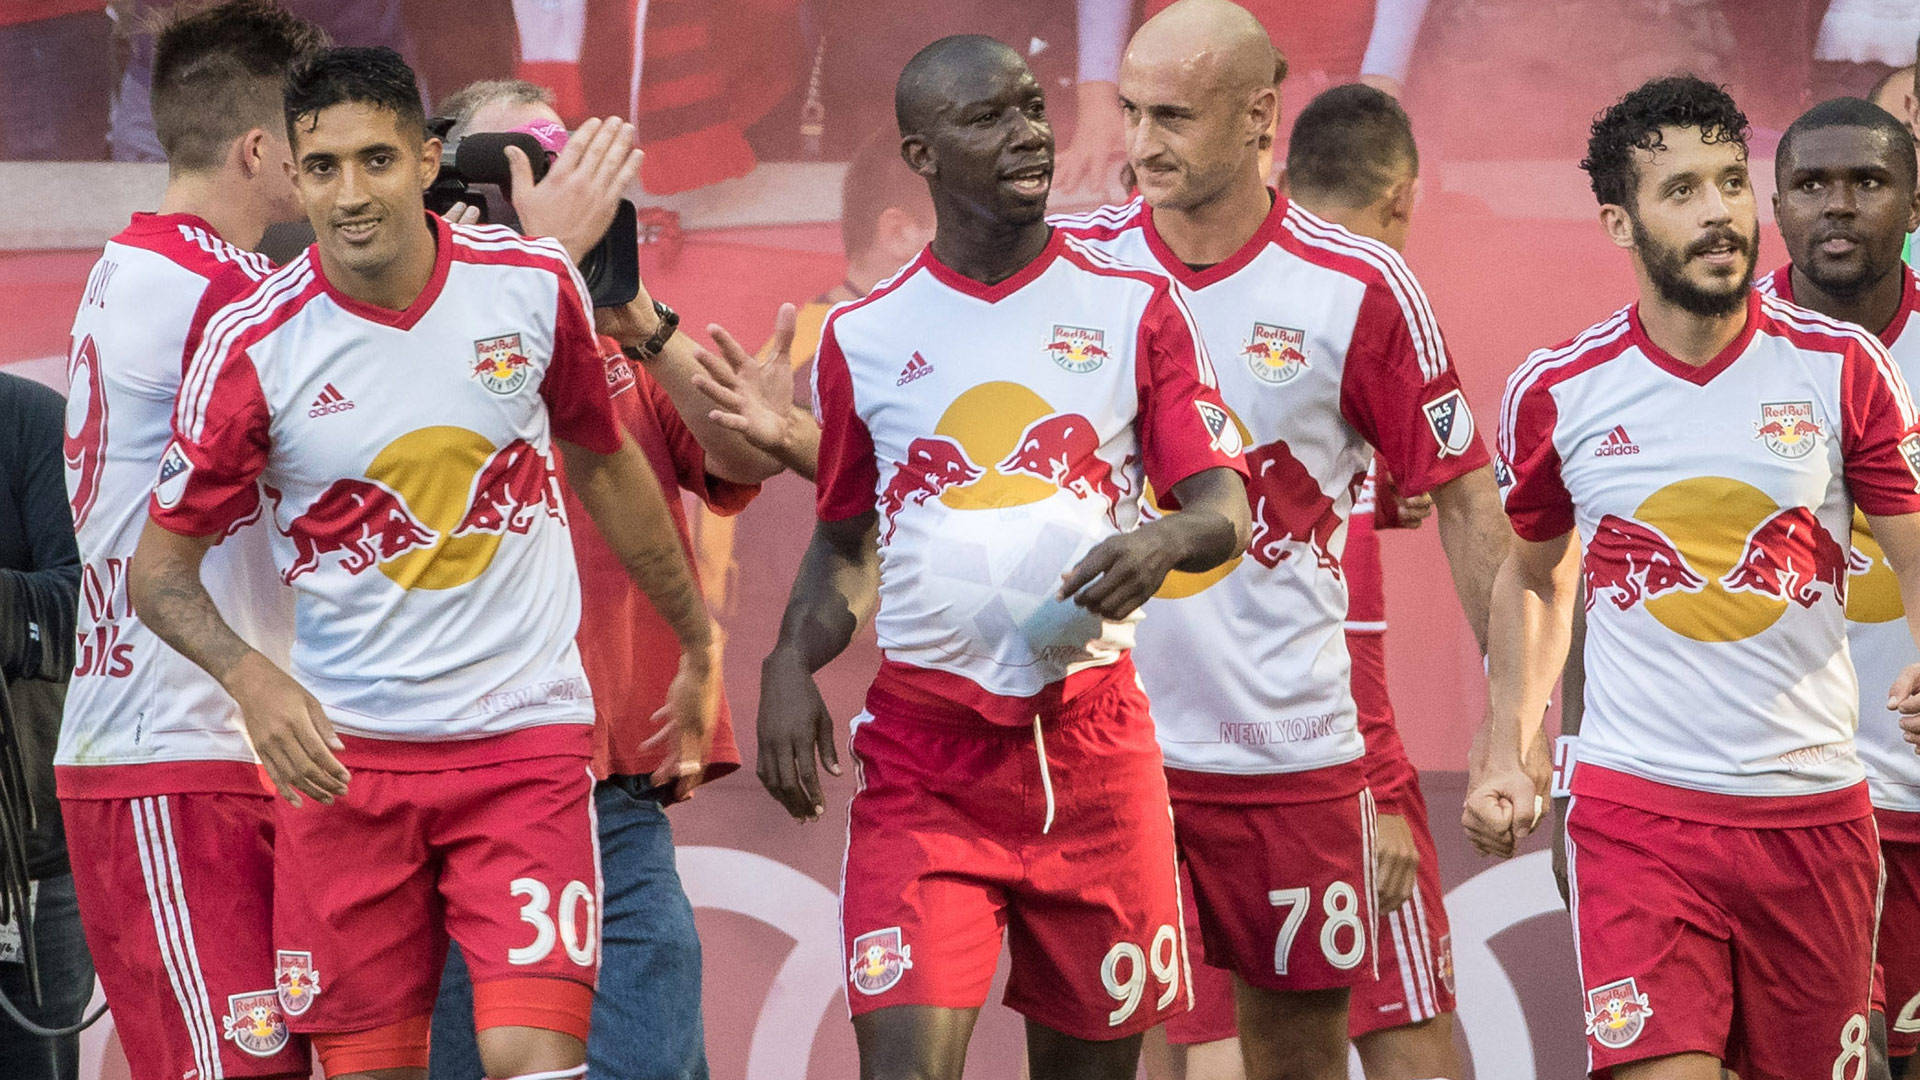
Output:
[157,171,269,253]
[1635,287,1751,367]
[845,252,902,297]
[1150,172,1271,266]
[1789,262,1905,339]
[321,218,438,312]
[1288,193,1397,252]
[928,210,1050,285]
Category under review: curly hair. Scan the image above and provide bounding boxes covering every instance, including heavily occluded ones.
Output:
[284,46,426,149]
[1580,75,1750,208]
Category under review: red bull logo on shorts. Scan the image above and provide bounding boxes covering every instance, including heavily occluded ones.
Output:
[879,436,983,542]
[1046,325,1110,373]
[1721,505,1865,608]
[1752,401,1825,460]
[221,990,290,1057]
[849,927,913,996]
[1242,322,1309,385]
[272,478,440,584]
[998,413,1134,525]
[1583,976,1653,1049]
[1583,513,1705,611]
[274,949,321,1017]
[472,333,533,394]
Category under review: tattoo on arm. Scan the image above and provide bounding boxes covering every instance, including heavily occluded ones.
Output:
[129,522,255,684]
[561,436,713,650]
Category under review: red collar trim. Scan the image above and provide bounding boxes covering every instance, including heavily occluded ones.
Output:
[124,211,222,238]
[1771,262,1920,347]
[1141,189,1286,290]
[310,212,453,331]
[1627,290,1760,386]
[920,228,1062,303]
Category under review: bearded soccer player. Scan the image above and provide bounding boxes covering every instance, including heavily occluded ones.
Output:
[126,47,719,1080]
[1468,76,1920,1080]
[1758,96,1920,1080]
[1053,6,1506,1079]
[757,33,1250,1080]
[56,5,323,1079]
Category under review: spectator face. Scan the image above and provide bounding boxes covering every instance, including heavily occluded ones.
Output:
[290,102,440,281]
[909,53,1054,226]
[1775,125,1920,299]
[1611,126,1759,318]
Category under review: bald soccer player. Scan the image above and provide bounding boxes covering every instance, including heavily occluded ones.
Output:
[1054,4,1509,1079]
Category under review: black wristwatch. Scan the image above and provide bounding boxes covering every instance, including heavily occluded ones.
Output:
[627,299,679,362]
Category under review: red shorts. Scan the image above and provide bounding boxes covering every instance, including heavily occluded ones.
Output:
[840,673,1189,1040]
[1566,793,1878,1079]
[1351,781,1457,1037]
[273,735,601,1034]
[63,792,309,1080]
[1163,861,1237,1046]
[1170,772,1376,994]
[1880,822,1920,1059]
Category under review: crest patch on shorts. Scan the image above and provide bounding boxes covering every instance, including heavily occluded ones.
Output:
[1584,976,1653,1049]
[849,927,913,995]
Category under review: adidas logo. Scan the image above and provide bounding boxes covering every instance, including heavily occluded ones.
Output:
[308,383,355,418]
[1594,425,1639,457]
[896,351,933,386]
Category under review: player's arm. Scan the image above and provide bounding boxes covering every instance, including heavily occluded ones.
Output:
[1463,528,1577,858]
[758,511,880,821]
[1552,594,1587,905]
[1059,467,1250,620]
[688,303,823,481]
[129,520,348,806]
[1429,464,1510,651]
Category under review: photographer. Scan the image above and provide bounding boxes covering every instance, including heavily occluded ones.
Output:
[425,79,781,1080]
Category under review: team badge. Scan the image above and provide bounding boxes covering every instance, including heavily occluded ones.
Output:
[471,333,533,394]
[1242,322,1309,384]
[1493,455,1514,491]
[1753,401,1825,460]
[1436,933,1455,995]
[275,950,321,1016]
[1900,432,1920,487]
[1423,390,1475,457]
[1194,400,1244,456]
[604,354,637,398]
[1046,325,1109,373]
[1583,977,1653,1049]
[154,442,192,509]
[849,927,913,996]
[221,991,290,1057]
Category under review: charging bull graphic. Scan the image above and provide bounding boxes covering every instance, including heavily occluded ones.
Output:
[997,413,1133,525]
[1721,506,1865,608]
[1583,514,1705,611]
[879,436,983,542]
[450,438,567,537]
[271,480,439,584]
[1243,439,1343,574]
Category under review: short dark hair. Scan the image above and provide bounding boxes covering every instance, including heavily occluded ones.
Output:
[841,130,932,257]
[284,46,427,148]
[150,0,326,172]
[1581,75,1750,208]
[1286,83,1417,206]
[1777,96,1918,192]
[895,34,1019,137]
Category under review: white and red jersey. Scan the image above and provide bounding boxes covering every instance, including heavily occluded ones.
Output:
[1761,263,1920,826]
[56,213,292,799]
[1057,196,1488,778]
[812,229,1245,725]
[150,215,622,756]
[1501,289,1920,822]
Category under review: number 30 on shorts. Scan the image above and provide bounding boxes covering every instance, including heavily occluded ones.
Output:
[1268,881,1365,975]
[1101,924,1181,1026]
[508,877,598,967]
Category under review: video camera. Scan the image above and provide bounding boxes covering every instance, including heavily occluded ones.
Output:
[424,118,641,308]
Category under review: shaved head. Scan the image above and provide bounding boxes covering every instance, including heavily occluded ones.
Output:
[1124,0,1276,101]
[895,34,1023,137]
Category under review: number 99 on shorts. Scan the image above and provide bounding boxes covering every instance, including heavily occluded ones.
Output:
[1102,924,1181,1026]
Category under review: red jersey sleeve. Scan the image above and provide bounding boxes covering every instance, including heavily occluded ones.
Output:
[151,342,269,537]
[540,261,622,455]
[812,319,880,522]
[641,365,760,516]
[1496,356,1576,542]
[1134,284,1248,501]
[180,264,264,376]
[1840,336,1920,516]
[1338,277,1490,496]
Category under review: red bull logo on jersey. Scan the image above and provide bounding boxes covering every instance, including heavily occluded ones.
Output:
[1752,400,1825,460]
[1244,439,1345,575]
[472,333,533,394]
[849,927,913,996]
[1721,505,1865,609]
[274,950,320,1017]
[1583,514,1705,611]
[221,991,289,1057]
[1045,325,1110,373]
[879,436,983,542]
[273,479,440,584]
[998,413,1134,525]
[1584,977,1653,1049]
[451,439,567,537]
[1243,322,1309,385]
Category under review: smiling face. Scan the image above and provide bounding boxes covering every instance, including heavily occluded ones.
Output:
[289,101,440,284]
[1775,124,1920,299]
[1616,125,1759,317]
[908,49,1055,227]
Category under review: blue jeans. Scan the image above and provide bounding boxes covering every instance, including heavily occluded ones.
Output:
[0,874,95,1080]
[430,783,709,1080]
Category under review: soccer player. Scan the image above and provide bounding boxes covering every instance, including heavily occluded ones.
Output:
[126,46,718,1080]
[1468,76,1920,1080]
[1759,96,1920,1080]
[757,33,1251,1080]
[55,6,323,1080]
[1054,5,1507,1077]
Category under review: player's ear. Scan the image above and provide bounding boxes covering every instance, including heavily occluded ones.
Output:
[902,133,939,180]
[418,135,443,190]
[236,128,269,179]
[1598,203,1636,251]
[1247,84,1277,147]
[1906,182,1920,236]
